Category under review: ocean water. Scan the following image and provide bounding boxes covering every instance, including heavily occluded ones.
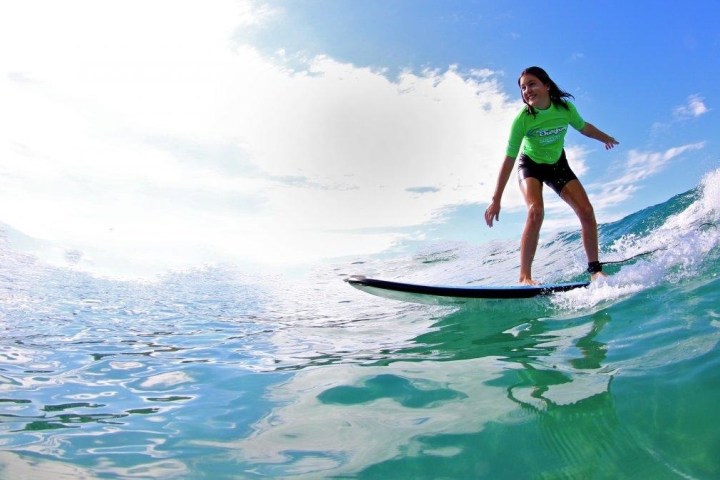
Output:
[1,169,719,479]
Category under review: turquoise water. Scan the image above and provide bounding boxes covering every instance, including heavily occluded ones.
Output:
[1,169,719,479]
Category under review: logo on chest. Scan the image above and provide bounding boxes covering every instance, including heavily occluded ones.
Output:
[527,126,567,145]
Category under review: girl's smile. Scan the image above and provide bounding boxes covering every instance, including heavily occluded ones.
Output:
[519,74,551,109]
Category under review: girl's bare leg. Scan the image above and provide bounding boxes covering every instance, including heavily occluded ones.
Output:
[560,179,606,280]
[519,178,544,285]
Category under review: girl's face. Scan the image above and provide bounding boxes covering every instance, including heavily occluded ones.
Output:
[519,74,551,109]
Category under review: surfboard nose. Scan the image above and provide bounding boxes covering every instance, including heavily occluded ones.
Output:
[345,275,367,283]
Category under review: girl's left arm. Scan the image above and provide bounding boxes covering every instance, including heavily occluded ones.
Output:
[580,122,619,150]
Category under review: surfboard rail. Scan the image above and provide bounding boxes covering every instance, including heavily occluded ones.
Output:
[346,275,589,300]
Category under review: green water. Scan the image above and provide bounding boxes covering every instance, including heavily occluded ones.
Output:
[1,173,719,478]
[234,278,720,479]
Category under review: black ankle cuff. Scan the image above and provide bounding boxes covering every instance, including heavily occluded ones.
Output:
[587,261,603,274]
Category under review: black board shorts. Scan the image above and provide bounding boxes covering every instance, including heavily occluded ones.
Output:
[517,150,578,195]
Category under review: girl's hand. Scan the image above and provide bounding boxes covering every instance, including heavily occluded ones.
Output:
[485,200,501,227]
[604,137,619,150]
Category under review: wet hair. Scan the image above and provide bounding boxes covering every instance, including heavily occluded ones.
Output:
[518,66,574,116]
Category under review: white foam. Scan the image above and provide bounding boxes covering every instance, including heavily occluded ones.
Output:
[549,277,646,313]
[550,168,720,312]
[613,170,719,278]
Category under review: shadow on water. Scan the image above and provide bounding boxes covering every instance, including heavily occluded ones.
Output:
[347,310,681,479]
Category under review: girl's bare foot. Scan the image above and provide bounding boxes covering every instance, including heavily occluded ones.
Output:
[591,271,608,282]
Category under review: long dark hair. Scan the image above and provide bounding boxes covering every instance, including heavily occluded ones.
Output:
[518,66,574,116]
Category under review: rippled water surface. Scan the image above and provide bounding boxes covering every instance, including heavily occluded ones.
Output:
[1,171,720,479]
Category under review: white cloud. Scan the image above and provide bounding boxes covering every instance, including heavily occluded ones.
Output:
[653,94,710,134]
[589,142,705,211]
[673,94,709,119]
[0,0,522,276]
[537,142,705,234]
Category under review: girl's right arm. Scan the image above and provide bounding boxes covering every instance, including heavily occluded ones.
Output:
[485,155,516,227]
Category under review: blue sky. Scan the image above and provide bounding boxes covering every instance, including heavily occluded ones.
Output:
[0,1,717,277]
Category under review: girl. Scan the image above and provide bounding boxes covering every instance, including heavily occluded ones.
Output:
[484,66,618,285]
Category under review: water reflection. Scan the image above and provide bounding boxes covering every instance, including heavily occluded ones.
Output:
[220,307,623,478]
[502,312,614,410]
[215,357,518,477]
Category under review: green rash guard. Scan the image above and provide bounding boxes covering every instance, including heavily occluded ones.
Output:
[506,101,586,165]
